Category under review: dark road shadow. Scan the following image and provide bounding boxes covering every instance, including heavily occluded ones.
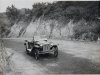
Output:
[33,51,100,74]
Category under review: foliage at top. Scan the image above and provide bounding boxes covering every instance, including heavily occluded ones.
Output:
[6,1,100,23]
[31,1,100,22]
[5,1,100,40]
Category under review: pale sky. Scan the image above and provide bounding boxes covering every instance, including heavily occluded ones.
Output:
[0,0,55,12]
[0,0,99,12]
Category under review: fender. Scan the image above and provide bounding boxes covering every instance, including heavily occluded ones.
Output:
[50,45,58,49]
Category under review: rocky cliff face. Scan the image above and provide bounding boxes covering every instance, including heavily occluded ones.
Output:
[8,21,28,38]
[8,18,74,39]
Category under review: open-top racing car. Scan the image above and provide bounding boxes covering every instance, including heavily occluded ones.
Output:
[24,37,58,60]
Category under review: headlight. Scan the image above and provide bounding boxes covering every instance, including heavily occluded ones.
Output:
[51,43,54,45]
[40,44,43,46]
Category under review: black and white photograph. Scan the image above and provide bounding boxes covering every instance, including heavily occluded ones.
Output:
[0,0,100,75]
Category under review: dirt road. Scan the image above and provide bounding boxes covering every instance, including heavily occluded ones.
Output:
[3,39,100,74]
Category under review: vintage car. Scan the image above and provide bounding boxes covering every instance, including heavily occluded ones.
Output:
[24,38,58,60]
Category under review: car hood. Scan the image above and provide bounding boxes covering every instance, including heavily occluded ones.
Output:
[37,41,49,45]
[37,41,56,46]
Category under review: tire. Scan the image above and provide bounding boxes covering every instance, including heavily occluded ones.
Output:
[34,50,39,60]
[26,48,31,54]
[53,47,58,57]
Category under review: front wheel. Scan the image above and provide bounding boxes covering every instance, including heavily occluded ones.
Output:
[26,49,29,54]
[34,50,39,60]
[53,47,58,57]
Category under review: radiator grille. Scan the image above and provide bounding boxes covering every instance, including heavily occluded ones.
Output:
[43,44,50,51]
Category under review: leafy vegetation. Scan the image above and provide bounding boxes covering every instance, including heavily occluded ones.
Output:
[0,13,10,38]
[5,1,100,41]
[6,5,19,25]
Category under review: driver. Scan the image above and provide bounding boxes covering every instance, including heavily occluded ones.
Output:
[31,36,35,45]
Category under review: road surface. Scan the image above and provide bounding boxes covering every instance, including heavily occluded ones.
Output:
[3,39,100,74]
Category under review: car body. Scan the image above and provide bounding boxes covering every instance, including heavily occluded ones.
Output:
[24,38,58,60]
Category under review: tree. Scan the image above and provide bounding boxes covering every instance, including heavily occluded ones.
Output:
[49,21,55,38]
[32,3,47,18]
[6,5,19,25]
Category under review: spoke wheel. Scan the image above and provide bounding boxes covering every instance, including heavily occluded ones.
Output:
[54,47,58,57]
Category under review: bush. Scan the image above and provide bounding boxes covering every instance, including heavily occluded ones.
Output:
[6,5,19,25]
[73,19,100,41]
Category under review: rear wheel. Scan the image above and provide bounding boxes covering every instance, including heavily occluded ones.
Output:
[34,50,39,60]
